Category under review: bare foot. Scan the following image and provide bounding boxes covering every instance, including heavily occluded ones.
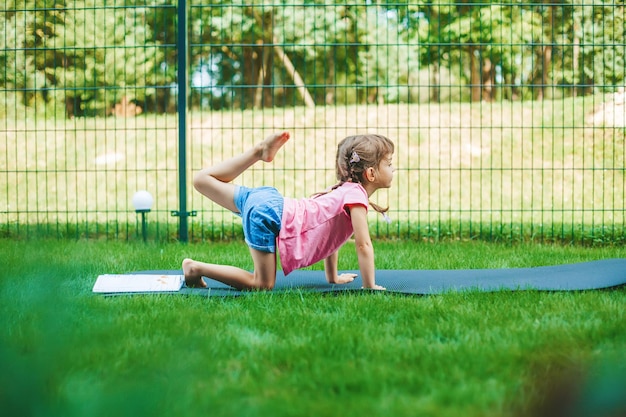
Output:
[258,131,290,162]
[182,258,208,288]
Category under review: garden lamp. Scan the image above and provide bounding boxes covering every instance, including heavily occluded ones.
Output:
[132,190,154,242]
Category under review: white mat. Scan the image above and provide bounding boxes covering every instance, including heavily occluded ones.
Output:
[93,274,184,293]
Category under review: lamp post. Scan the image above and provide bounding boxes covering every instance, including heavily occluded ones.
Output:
[132,190,154,242]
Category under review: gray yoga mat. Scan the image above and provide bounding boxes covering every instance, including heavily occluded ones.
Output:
[126,258,626,297]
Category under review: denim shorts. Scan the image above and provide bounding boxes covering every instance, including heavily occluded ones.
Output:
[233,185,284,253]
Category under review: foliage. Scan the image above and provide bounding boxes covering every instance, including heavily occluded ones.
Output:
[358,6,421,104]
[51,2,165,113]
[578,2,626,90]
[3,0,170,116]
[2,0,624,115]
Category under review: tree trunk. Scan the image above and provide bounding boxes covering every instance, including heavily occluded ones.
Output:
[428,5,441,103]
[430,60,440,103]
[469,45,481,102]
[242,46,261,107]
[539,3,555,101]
[273,41,315,107]
[482,57,495,102]
[572,22,580,98]
[254,41,267,109]
[325,53,335,105]
[540,44,553,100]
[253,41,274,109]
[263,46,274,106]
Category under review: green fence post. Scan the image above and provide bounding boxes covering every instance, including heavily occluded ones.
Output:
[172,0,195,242]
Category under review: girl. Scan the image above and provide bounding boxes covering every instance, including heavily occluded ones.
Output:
[183,131,395,291]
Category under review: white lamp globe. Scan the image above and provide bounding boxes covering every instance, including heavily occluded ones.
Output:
[132,190,154,212]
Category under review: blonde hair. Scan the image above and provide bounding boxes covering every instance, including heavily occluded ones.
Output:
[315,134,395,215]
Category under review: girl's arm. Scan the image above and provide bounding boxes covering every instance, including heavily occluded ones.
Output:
[324,251,357,284]
[349,205,385,290]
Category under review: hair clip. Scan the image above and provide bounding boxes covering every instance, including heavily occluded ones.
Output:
[349,151,360,164]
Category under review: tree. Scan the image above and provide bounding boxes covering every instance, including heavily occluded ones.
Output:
[279,1,360,106]
[52,1,164,117]
[195,0,347,109]
[1,0,68,111]
[405,0,456,102]
[357,6,420,104]
[577,1,625,94]
[441,2,544,102]
[3,0,624,115]
[523,0,624,99]
[2,0,170,117]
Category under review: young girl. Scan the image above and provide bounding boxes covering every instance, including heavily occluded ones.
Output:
[182,131,395,291]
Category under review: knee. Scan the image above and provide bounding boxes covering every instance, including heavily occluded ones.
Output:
[252,272,275,291]
[192,171,204,192]
[260,282,275,291]
[193,170,214,193]
[250,281,274,291]
[182,258,196,274]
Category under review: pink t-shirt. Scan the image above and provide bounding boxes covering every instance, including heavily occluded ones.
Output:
[277,182,369,275]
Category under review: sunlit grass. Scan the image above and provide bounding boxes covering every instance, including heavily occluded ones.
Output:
[2,98,624,241]
[1,239,625,416]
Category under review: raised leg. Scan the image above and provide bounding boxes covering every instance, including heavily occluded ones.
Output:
[193,131,290,212]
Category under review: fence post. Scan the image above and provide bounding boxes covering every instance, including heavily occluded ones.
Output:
[173,0,193,242]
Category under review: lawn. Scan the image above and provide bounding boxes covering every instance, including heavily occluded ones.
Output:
[1,238,625,417]
[2,98,625,242]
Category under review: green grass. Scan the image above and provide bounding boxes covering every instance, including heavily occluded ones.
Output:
[2,238,626,416]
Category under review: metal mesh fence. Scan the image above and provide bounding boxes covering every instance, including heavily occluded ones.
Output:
[2,1,625,243]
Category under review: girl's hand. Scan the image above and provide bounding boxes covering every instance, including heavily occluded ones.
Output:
[328,273,357,284]
[362,284,386,291]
